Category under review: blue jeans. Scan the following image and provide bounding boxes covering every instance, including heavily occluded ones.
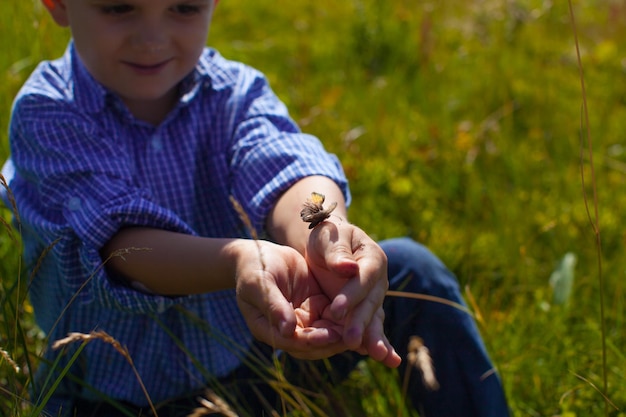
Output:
[378,237,509,416]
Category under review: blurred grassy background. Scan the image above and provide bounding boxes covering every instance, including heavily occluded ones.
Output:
[1,0,626,416]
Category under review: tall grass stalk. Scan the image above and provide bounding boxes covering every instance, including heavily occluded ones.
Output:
[51,331,158,416]
[567,1,609,415]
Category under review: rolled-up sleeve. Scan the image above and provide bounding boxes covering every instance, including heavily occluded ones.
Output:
[225,67,350,232]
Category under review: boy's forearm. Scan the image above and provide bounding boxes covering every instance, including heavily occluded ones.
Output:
[267,176,348,254]
[101,228,242,295]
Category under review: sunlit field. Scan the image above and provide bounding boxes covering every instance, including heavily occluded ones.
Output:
[2,0,626,416]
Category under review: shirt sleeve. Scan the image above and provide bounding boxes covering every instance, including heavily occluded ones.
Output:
[224,66,350,232]
[10,95,194,313]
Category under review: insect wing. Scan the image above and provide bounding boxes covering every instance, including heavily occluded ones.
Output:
[307,201,337,229]
[300,201,321,222]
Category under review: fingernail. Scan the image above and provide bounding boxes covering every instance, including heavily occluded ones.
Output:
[332,296,348,321]
[345,326,363,347]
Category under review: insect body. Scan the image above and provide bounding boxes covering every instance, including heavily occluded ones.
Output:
[300,192,337,229]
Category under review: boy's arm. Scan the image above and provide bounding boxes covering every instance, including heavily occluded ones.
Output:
[101,229,244,295]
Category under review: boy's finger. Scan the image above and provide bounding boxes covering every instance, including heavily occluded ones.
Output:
[362,310,402,368]
[329,246,387,322]
[237,274,297,338]
[339,276,388,348]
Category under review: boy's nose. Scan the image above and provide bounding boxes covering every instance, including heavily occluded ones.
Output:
[130,21,168,54]
[135,38,166,54]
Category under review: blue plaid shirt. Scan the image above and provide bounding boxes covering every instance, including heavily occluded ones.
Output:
[6,43,349,411]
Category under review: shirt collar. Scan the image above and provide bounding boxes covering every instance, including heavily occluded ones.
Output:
[178,67,205,106]
[70,43,109,114]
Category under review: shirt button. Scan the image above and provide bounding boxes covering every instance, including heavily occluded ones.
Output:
[151,134,163,152]
[67,197,82,211]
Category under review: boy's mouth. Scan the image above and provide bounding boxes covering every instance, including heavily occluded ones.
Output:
[123,59,172,75]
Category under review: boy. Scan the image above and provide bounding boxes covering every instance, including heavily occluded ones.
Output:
[3,0,509,415]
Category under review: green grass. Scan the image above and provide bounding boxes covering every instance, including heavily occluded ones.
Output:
[2,0,626,415]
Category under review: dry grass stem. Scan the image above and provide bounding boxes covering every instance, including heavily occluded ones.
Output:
[47,246,153,344]
[480,368,496,382]
[249,384,282,417]
[228,196,258,241]
[407,336,439,392]
[109,246,153,262]
[0,214,17,244]
[463,285,484,325]
[28,237,61,288]
[386,290,474,317]
[52,331,124,354]
[267,380,316,416]
[0,172,20,224]
[0,347,20,373]
[52,331,158,416]
[187,390,239,417]
[568,1,609,413]
[573,373,620,412]
[229,196,266,270]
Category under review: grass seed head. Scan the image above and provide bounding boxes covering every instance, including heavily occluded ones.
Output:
[407,336,439,391]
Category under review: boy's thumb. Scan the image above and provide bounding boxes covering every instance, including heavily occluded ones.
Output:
[327,243,359,277]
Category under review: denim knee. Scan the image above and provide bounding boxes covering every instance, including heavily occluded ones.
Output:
[379,237,462,299]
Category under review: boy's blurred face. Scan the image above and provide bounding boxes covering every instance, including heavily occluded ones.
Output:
[45,0,216,122]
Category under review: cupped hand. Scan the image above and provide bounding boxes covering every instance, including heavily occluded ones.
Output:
[305,221,402,368]
[233,239,349,360]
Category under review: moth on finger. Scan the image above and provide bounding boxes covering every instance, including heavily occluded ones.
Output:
[300,192,338,229]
